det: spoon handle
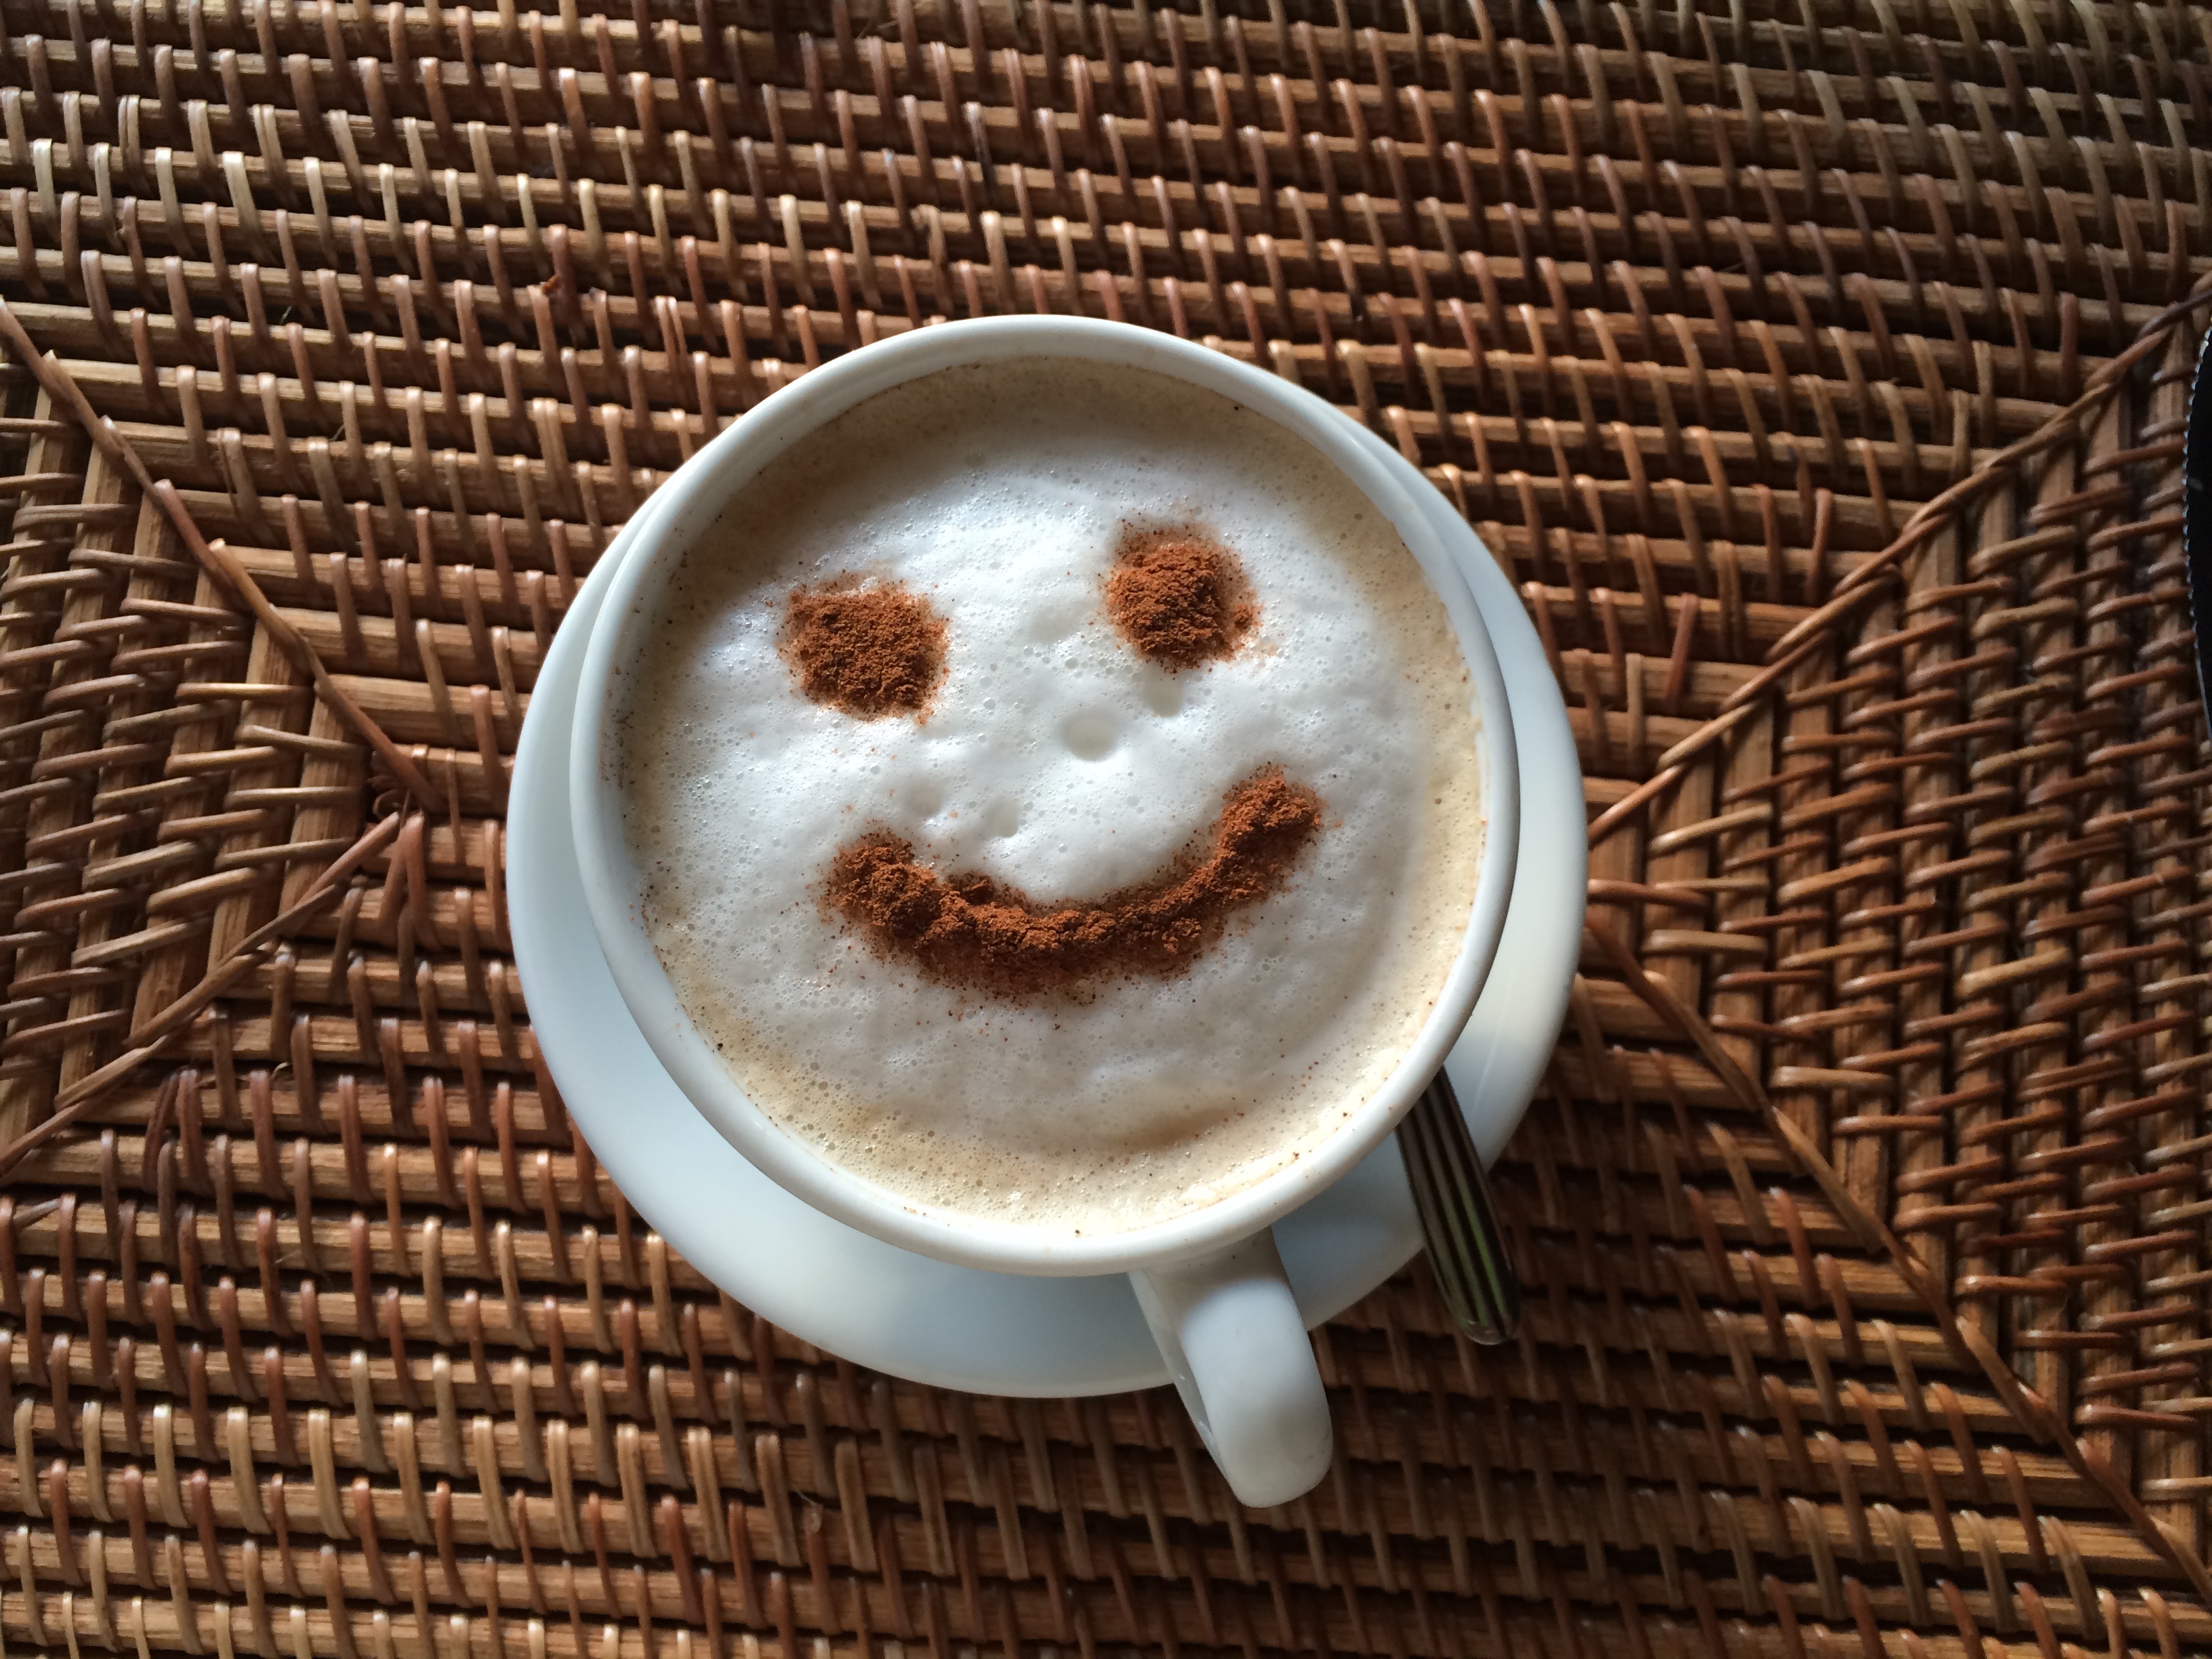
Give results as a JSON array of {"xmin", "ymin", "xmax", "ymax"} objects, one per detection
[{"xmin": 1397, "ymin": 1069, "xmax": 1522, "ymax": 1344}]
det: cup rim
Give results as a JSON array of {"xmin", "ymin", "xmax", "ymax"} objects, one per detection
[{"xmin": 569, "ymin": 316, "xmax": 1521, "ymax": 1275}]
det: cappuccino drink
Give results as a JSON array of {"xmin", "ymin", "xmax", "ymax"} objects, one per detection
[{"xmin": 614, "ymin": 357, "xmax": 1484, "ymax": 1238}]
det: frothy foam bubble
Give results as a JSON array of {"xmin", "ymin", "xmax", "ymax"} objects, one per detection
[{"xmin": 615, "ymin": 357, "xmax": 1485, "ymax": 1237}]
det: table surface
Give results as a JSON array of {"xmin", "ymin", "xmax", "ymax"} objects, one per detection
[{"xmin": 0, "ymin": 2, "xmax": 2209, "ymax": 1658}]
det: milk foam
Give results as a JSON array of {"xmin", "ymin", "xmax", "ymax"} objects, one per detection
[{"xmin": 615, "ymin": 357, "xmax": 1485, "ymax": 1237}]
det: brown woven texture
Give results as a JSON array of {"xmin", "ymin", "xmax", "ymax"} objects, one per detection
[{"xmin": 2, "ymin": 0, "xmax": 2212, "ymax": 1656}]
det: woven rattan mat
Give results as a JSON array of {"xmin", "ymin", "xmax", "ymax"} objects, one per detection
[{"xmin": 3, "ymin": 1, "xmax": 2212, "ymax": 1656}]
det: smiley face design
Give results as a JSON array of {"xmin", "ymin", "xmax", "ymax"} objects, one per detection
[
  {"xmin": 783, "ymin": 533, "xmax": 1326, "ymax": 998},
  {"xmin": 618, "ymin": 358, "xmax": 1483, "ymax": 1226}
]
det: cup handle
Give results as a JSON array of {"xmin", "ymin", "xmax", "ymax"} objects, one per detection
[{"xmin": 1130, "ymin": 1231, "xmax": 1332, "ymax": 1507}]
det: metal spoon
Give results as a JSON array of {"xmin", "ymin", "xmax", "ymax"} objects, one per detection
[
  {"xmin": 2185, "ymin": 326, "xmax": 2212, "ymax": 716},
  {"xmin": 1397, "ymin": 1069, "xmax": 1521, "ymax": 1343}
]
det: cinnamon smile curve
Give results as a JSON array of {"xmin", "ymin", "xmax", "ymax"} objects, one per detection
[{"xmin": 825, "ymin": 767, "xmax": 1323, "ymax": 996}]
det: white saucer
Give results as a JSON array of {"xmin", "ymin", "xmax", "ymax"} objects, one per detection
[{"xmin": 508, "ymin": 418, "xmax": 1586, "ymax": 1395}]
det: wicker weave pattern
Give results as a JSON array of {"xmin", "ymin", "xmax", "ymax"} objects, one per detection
[{"xmin": 1, "ymin": 0, "xmax": 2211, "ymax": 1656}]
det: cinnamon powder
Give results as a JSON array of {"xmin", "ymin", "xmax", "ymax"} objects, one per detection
[
  {"xmin": 781, "ymin": 579, "xmax": 947, "ymax": 718},
  {"xmin": 1103, "ymin": 532, "xmax": 1256, "ymax": 670},
  {"xmin": 826, "ymin": 767, "xmax": 1323, "ymax": 994}
]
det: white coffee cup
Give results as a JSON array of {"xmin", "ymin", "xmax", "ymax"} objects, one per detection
[{"xmin": 569, "ymin": 317, "xmax": 1519, "ymax": 1507}]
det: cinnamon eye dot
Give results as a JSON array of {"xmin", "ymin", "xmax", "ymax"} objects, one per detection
[
  {"xmin": 1103, "ymin": 531, "xmax": 1256, "ymax": 671},
  {"xmin": 780, "ymin": 579, "xmax": 948, "ymax": 718}
]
